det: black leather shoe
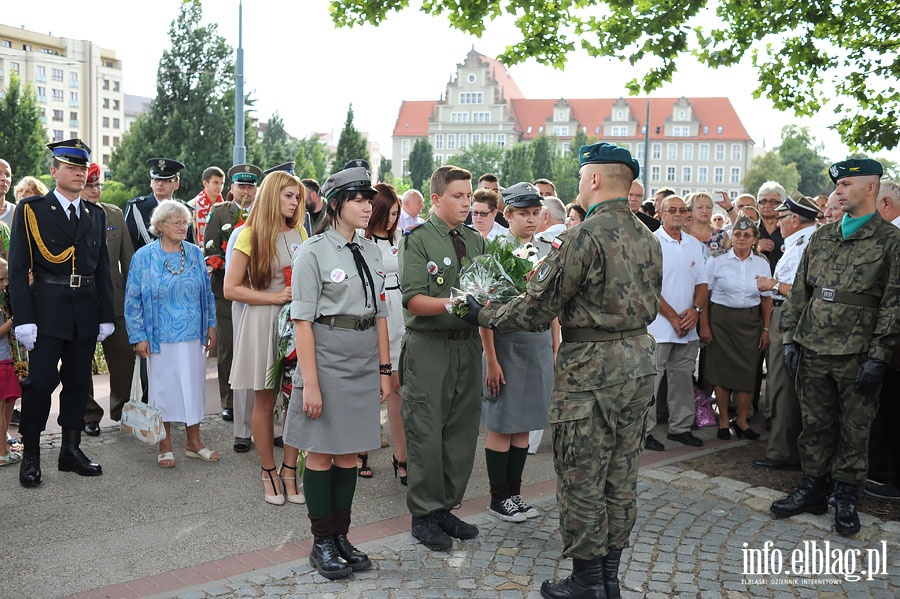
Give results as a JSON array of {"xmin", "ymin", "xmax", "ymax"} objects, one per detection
[
  {"xmin": 603, "ymin": 549, "xmax": 623, "ymax": 599},
  {"xmin": 309, "ymin": 536, "xmax": 352, "ymax": 579},
  {"xmin": 334, "ymin": 533, "xmax": 371, "ymax": 571},
  {"xmin": 540, "ymin": 557, "xmax": 606, "ymax": 599},
  {"xmin": 58, "ymin": 428, "xmax": 102, "ymax": 476},
  {"xmin": 667, "ymin": 432, "xmax": 703, "ymax": 447},
  {"xmin": 644, "ymin": 435, "xmax": 665, "ymax": 452},
  {"xmin": 221, "ymin": 408, "xmax": 233, "ymax": 422},
  {"xmin": 411, "ymin": 514, "xmax": 453, "ymax": 551},
  {"xmin": 19, "ymin": 449, "xmax": 42, "ymax": 488},
  {"xmin": 433, "ymin": 509, "xmax": 479, "ymax": 539},
  {"xmin": 771, "ymin": 475, "xmax": 828, "ymax": 518},
  {"xmin": 233, "ymin": 437, "xmax": 251, "ymax": 453},
  {"xmin": 833, "ymin": 482, "xmax": 861, "ymax": 536},
  {"xmin": 752, "ymin": 458, "xmax": 800, "ymax": 470},
  {"xmin": 83, "ymin": 421, "xmax": 101, "ymax": 436}
]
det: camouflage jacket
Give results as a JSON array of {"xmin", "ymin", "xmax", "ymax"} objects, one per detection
[
  {"xmin": 479, "ymin": 199, "xmax": 662, "ymax": 393},
  {"xmin": 781, "ymin": 214, "xmax": 900, "ymax": 361}
]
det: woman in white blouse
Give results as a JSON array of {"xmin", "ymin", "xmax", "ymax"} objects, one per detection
[{"xmin": 699, "ymin": 216, "xmax": 772, "ymax": 441}]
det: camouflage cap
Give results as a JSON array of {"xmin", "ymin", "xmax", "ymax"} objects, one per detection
[
  {"xmin": 828, "ymin": 158, "xmax": 883, "ymax": 184},
  {"xmin": 320, "ymin": 163, "xmax": 376, "ymax": 201},
  {"xmin": 501, "ymin": 182, "xmax": 543, "ymax": 209},
  {"xmin": 578, "ymin": 142, "xmax": 640, "ymax": 180},
  {"xmin": 228, "ymin": 164, "xmax": 263, "ymax": 185},
  {"xmin": 776, "ymin": 196, "xmax": 821, "ymax": 220}
]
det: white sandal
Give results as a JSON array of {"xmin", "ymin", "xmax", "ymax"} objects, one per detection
[{"xmin": 0, "ymin": 450, "xmax": 23, "ymax": 466}]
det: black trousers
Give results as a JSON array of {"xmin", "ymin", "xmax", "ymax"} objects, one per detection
[
  {"xmin": 867, "ymin": 367, "xmax": 900, "ymax": 485},
  {"xmin": 18, "ymin": 335, "xmax": 95, "ymax": 436}
]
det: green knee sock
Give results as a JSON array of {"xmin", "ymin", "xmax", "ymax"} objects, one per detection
[
  {"xmin": 303, "ymin": 467, "xmax": 333, "ymax": 518},
  {"xmin": 507, "ymin": 445, "xmax": 529, "ymax": 496},
  {"xmin": 331, "ymin": 465, "xmax": 358, "ymax": 511}
]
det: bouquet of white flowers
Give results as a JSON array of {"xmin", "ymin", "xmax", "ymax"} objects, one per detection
[{"xmin": 448, "ymin": 238, "xmax": 540, "ymax": 317}]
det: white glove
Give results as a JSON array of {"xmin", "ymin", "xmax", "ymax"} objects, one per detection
[
  {"xmin": 15, "ymin": 324, "xmax": 37, "ymax": 351},
  {"xmin": 98, "ymin": 322, "xmax": 115, "ymax": 342}
]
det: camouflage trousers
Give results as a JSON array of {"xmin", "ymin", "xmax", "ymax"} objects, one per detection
[
  {"xmin": 551, "ymin": 376, "xmax": 654, "ymax": 560},
  {"xmin": 796, "ymin": 348, "xmax": 881, "ymax": 484}
]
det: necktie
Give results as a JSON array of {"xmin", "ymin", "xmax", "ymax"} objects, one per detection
[
  {"xmin": 349, "ymin": 243, "xmax": 377, "ymax": 310},
  {"xmin": 449, "ymin": 228, "xmax": 466, "ymax": 267},
  {"xmin": 68, "ymin": 204, "xmax": 79, "ymax": 234}
]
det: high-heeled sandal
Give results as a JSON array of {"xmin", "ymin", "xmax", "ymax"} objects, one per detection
[
  {"xmin": 392, "ymin": 455, "xmax": 408, "ymax": 486},
  {"xmin": 357, "ymin": 453, "xmax": 373, "ymax": 478},
  {"xmin": 279, "ymin": 463, "xmax": 306, "ymax": 504},
  {"xmin": 730, "ymin": 419, "xmax": 760, "ymax": 441},
  {"xmin": 261, "ymin": 466, "xmax": 285, "ymax": 506}
]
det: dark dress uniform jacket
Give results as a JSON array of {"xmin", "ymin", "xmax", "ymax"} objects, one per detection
[
  {"xmin": 124, "ymin": 193, "xmax": 194, "ymax": 250},
  {"xmin": 8, "ymin": 191, "xmax": 116, "ymax": 340}
]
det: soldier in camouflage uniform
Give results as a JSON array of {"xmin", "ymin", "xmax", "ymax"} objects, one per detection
[
  {"xmin": 772, "ymin": 158, "xmax": 900, "ymax": 536},
  {"xmin": 463, "ymin": 143, "xmax": 661, "ymax": 599}
]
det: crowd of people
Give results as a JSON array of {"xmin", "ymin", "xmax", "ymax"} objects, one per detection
[{"xmin": 0, "ymin": 137, "xmax": 897, "ymax": 596}]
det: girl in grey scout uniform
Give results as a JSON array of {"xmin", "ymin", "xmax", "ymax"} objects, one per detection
[
  {"xmin": 480, "ymin": 183, "xmax": 553, "ymax": 523},
  {"xmin": 283, "ymin": 162, "xmax": 392, "ymax": 580}
]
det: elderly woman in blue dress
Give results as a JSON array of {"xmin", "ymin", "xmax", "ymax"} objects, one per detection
[{"xmin": 125, "ymin": 201, "xmax": 217, "ymax": 468}]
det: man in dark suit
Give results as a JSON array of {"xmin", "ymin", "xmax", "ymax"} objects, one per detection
[
  {"xmin": 81, "ymin": 163, "xmax": 135, "ymax": 435},
  {"xmin": 8, "ymin": 140, "xmax": 115, "ymax": 488},
  {"xmin": 124, "ymin": 158, "xmax": 188, "ymax": 250}
]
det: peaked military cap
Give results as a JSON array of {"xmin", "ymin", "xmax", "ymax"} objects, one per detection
[
  {"xmin": 776, "ymin": 196, "xmax": 821, "ymax": 221},
  {"xmin": 501, "ymin": 182, "xmax": 543, "ymax": 209},
  {"xmin": 47, "ymin": 139, "xmax": 91, "ymax": 166},
  {"xmin": 732, "ymin": 215, "xmax": 758, "ymax": 233},
  {"xmin": 320, "ymin": 161, "xmax": 376, "ymax": 201},
  {"xmin": 87, "ymin": 163, "xmax": 101, "ymax": 184},
  {"xmin": 828, "ymin": 158, "xmax": 883, "ymax": 183},
  {"xmin": 343, "ymin": 159, "xmax": 370, "ymax": 170},
  {"xmin": 228, "ymin": 164, "xmax": 263, "ymax": 185},
  {"xmin": 578, "ymin": 142, "xmax": 640, "ymax": 180},
  {"xmin": 147, "ymin": 157, "xmax": 185, "ymax": 180},
  {"xmin": 262, "ymin": 161, "xmax": 295, "ymax": 177}
]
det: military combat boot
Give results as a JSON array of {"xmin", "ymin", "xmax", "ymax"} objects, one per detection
[
  {"xmin": 308, "ymin": 514, "xmax": 352, "ymax": 579},
  {"xmin": 19, "ymin": 433, "xmax": 42, "ymax": 488},
  {"xmin": 58, "ymin": 428, "xmax": 102, "ymax": 476},
  {"xmin": 540, "ymin": 557, "xmax": 607, "ymax": 599},
  {"xmin": 833, "ymin": 482, "xmax": 861, "ymax": 536},
  {"xmin": 603, "ymin": 549, "xmax": 623, "ymax": 599},
  {"xmin": 770, "ymin": 475, "xmax": 828, "ymax": 518},
  {"xmin": 332, "ymin": 509, "xmax": 371, "ymax": 571}
]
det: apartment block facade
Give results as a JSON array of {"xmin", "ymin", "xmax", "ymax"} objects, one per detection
[
  {"xmin": 0, "ymin": 24, "xmax": 125, "ymax": 171},
  {"xmin": 392, "ymin": 50, "xmax": 755, "ymax": 199}
]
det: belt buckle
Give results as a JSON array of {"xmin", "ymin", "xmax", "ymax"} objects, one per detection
[
  {"xmin": 69, "ymin": 274, "xmax": 82, "ymax": 288},
  {"xmin": 821, "ymin": 287, "xmax": 836, "ymax": 302}
]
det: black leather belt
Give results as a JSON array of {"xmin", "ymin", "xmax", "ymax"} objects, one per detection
[
  {"xmin": 561, "ymin": 327, "xmax": 647, "ymax": 343},
  {"xmin": 813, "ymin": 287, "xmax": 879, "ymax": 308},
  {"xmin": 33, "ymin": 273, "xmax": 95, "ymax": 288},
  {"xmin": 314, "ymin": 315, "xmax": 375, "ymax": 331},
  {"xmin": 408, "ymin": 329, "xmax": 479, "ymax": 341},
  {"xmin": 529, "ymin": 324, "xmax": 551, "ymax": 333}
]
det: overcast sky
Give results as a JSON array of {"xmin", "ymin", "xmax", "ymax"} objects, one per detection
[{"xmin": 7, "ymin": 0, "xmax": 896, "ymax": 164}]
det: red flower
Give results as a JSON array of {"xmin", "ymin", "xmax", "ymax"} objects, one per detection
[{"xmin": 206, "ymin": 255, "xmax": 225, "ymax": 271}]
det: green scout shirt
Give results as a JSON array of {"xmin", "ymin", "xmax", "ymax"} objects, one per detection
[
  {"xmin": 399, "ymin": 214, "xmax": 486, "ymax": 331},
  {"xmin": 781, "ymin": 214, "xmax": 900, "ymax": 362},
  {"xmin": 479, "ymin": 198, "xmax": 662, "ymax": 394}
]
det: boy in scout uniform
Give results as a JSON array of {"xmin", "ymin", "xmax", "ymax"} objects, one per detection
[
  {"xmin": 398, "ymin": 165, "xmax": 486, "ymax": 551},
  {"xmin": 772, "ymin": 158, "xmax": 900, "ymax": 536},
  {"xmin": 8, "ymin": 140, "xmax": 116, "ymax": 488},
  {"xmin": 463, "ymin": 143, "xmax": 662, "ymax": 599}
]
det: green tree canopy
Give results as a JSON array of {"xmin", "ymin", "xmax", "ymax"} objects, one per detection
[
  {"xmin": 378, "ymin": 156, "xmax": 394, "ymax": 184},
  {"xmin": 260, "ymin": 112, "xmax": 297, "ymax": 169},
  {"xmin": 408, "ymin": 138, "xmax": 435, "ymax": 192},
  {"xmin": 531, "ymin": 134, "xmax": 555, "ymax": 181},
  {"xmin": 742, "ymin": 151, "xmax": 801, "ymax": 197},
  {"xmin": 294, "ymin": 135, "xmax": 330, "ymax": 183},
  {"xmin": 331, "ymin": 1, "xmax": 900, "ymax": 150},
  {"xmin": 501, "ymin": 142, "xmax": 534, "ymax": 185},
  {"xmin": 450, "ymin": 142, "xmax": 504, "ymax": 181},
  {"xmin": 332, "ymin": 104, "xmax": 369, "ymax": 172},
  {"xmin": 0, "ymin": 72, "xmax": 46, "ymax": 198},
  {"xmin": 552, "ymin": 153, "xmax": 579, "ymax": 204},
  {"xmin": 776, "ymin": 126, "xmax": 828, "ymax": 196}
]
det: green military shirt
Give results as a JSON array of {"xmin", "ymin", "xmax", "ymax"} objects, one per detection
[
  {"xmin": 781, "ymin": 214, "xmax": 900, "ymax": 362},
  {"xmin": 479, "ymin": 198, "xmax": 662, "ymax": 394},
  {"xmin": 399, "ymin": 214, "xmax": 486, "ymax": 331}
]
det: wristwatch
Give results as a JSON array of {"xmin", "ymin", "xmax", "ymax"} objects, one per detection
[{"xmin": 692, "ymin": 305, "xmax": 703, "ymax": 314}]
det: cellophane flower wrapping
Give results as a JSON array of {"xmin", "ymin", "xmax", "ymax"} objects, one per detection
[{"xmin": 448, "ymin": 239, "xmax": 539, "ymax": 316}]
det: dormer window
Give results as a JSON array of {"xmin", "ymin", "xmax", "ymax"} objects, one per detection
[
  {"xmin": 616, "ymin": 110, "xmax": 624, "ymax": 120},
  {"xmin": 678, "ymin": 110, "xmax": 686, "ymax": 120}
]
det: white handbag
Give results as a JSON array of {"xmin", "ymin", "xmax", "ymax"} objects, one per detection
[{"xmin": 120, "ymin": 356, "xmax": 166, "ymax": 444}]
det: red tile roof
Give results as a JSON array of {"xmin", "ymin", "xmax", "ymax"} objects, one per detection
[
  {"xmin": 393, "ymin": 100, "xmax": 437, "ymax": 137},
  {"xmin": 477, "ymin": 53, "xmax": 525, "ymax": 100}
]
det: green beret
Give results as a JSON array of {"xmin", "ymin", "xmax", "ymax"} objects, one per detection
[
  {"xmin": 828, "ymin": 158, "xmax": 883, "ymax": 183},
  {"xmin": 228, "ymin": 164, "xmax": 263, "ymax": 185},
  {"xmin": 776, "ymin": 196, "xmax": 821, "ymax": 221},
  {"xmin": 578, "ymin": 142, "xmax": 640, "ymax": 180},
  {"xmin": 501, "ymin": 182, "xmax": 543, "ymax": 209}
]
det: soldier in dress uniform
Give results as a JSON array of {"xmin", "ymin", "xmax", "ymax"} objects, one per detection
[
  {"xmin": 124, "ymin": 158, "xmax": 188, "ymax": 250},
  {"xmin": 772, "ymin": 158, "xmax": 900, "ymax": 536},
  {"xmin": 8, "ymin": 140, "xmax": 116, "ymax": 488},
  {"xmin": 81, "ymin": 163, "xmax": 135, "ymax": 435},
  {"xmin": 462, "ymin": 143, "xmax": 662, "ymax": 599}
]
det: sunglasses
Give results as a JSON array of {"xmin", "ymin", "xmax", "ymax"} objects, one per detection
[
  {"xmin": 471, "ymin": 210, "xmax": 494, "ymax": 218},
  {"xmin": 664, "ymin": 207, "xmax": 689, "ymax": 214}
]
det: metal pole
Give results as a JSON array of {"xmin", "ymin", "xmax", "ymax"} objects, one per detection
[
  {"xmin": 642, "ymin": 100, "xmax": 650, "ymax": 197},
  {"xmin": 233, "ymin": 0, "xmax": 246, "ymax": 164}
]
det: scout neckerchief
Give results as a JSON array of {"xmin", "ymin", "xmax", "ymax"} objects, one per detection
[{"xmin": 193, "ymin": 189, "xmax": 222, "ymax": 245}]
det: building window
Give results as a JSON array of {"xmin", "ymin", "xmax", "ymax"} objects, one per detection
[
  {"xmin": 552, "ymin": 126, "xmax": 569, "ymax": 136},
  {"xmin": 451, "ymin": 112, "xmax": 469, "ymax": 123},
  {"xmin": 650, "ymin": 166, "xmax": 661, "ymax": 182},
  {"xmin": 113, "ymin": 136, "xmax": 120, "ymax": 146},
  {"xmin": 484, "ymin": 133, "xmax": 493, "ymax": 145},
  {"xmin": 103, "ymin": 135, "xmax": 110, "ymax": 146},
  {"xmin": 459, "ymin": 92, "xmax": 483, "ymax": 104},
  {"xmin": 698, "ymin": 166, "xmax": 708, "ymax": 183},
  {"xmin": 699, "ymin": 144, "xmax": 709, "ymax": 161},
  {"xmin": 666, "ymin": 166, "xmax": 676, "ymax": 182},
  {"xmin": 715, "ymin": 143, "xmax": 725, "ymax": 160},
  {"xmin": 70, "ymin": 111, "xmax": 78, "ymax": 120},
  {"xmin": 52, "ymin": 110, "xmax": 63, "ymax": 121},
  {"xmin": 23, "ymin": 44, "xmax": 31, "ymax": 51},
  {"xmin": 103, "ymin": 98, "xmax": 110, "ymax": 109},
  {"xmin": 401, "ymin": 160, "xmax": 408, "ymax": 177},
  {"xmin": 52, "ymin": 129, "xmax": 64, "ymax": 142},
  {"xmin": 69, "ymin": 91, "xmax": 78, "ymax": 107},
  {"xmin": 112, "ymin": 118, "xmax": 120, "ymax": 128},
  {"xmin": 467, "ymin": 73, "xmax": 476, "ymax": 83},
  {"xmin": 681, "ymin": 189, "xmax": 691, "ymax": 196},
  {"xmin": 447, "ymin": 134, "xmax": 456, "ymax": 150},
  {"xmin": 52, "ymin": 68, "xmax": 63, "ymax": 81},
  {"xmin": 52, "ymin": 88, "xmax": 64, "ymax": 102},
  {"xmin": 103, "ymin": 154, "xmax": 110, "ymax": 164},
  {"xmin": 717, "ymin": 126, "xmax": 724, "ymax": 134},
  {"xmin": 672, "ymin": 126, "xmax": 690, "ymax": 137},
  {"xmin": 10, "ymin": 62, "xmax": 20, "ymax": 73},
  {"xmin": 667, "ymin": 143, "xmax": 677, "ymax": 160},
  {"xmin": 472, "ymin": 112, "xmax": 490, "ymax": 123},
  {"xmin": 102, "ymin": 79, "xmax": 110, "ymax": 90},
  {"xmin": 1, "ymin": 40, "xmax": 10, "ymax": 48},
  {"xmin": 651, "ymin": 143, "xmax": 661, "ymax": 160},
  {"xmin": 459, "ymin": 134, "xmax": 468, "ymax": 150},
  {"xmin": 616, "ymin": 110, "xmax": 624, "ymax": 120},
  {"xmin": 636, "ymin": 144, "xmax": 645, "ymax": 159},
  {"xmin": 113, "ymin": 81, "xmax": 120, "ymax": 92},
  {"xmin": 70, "ymin": 72, "xmax": 78, "ymax": 86},
  {"xmin": 561, "ymin": 142, "xmax": 571, "ymax": 154},
  {"xmin": 682, "ymin": 166, "xmax": 692, "ymax": 182},
  {"xmin": 37, "ymin": 86, "xmax": 47, "ymax": 102},
  {"xmin": 611, "ymin": 126, "xmax": 627, "ymax": 137},
  {"xmin": 102, "ymin": 116, "xmax": 110, "ymax": 127},
  {"xmin": 556, "ymin": 111, "xmax": 566, "ymax": 122},
  {"xmin": 714, "ymin": 167, "xmax": 724, "ymax": 183},
  {"xmin": 497, "ymin": 134, "xmax": 506, "ymax": 148},
  {"xmin": 678, "ymin": 110, "xmax": 686, "ymax": 120},
  {"xmin": 730, "ymin": 167, "xmax": 741, "ymax": 184},
  {"xmin": 401, "ymin": 139, "xmax": 410, "ymax": 154},
  {"xmin": 434, "ymin": 134, "xmax": 444, "ymax": 150},
  {"xmin": 731, "ymin": 144, "xmax": 742, "ymax": 161},
  {"xmin": 36, "ymin": 66, "xmax": 46, "ymax": 81},
  {"xmin": 683, "ymin": 143, "xmax": 694, "ymax": 161},
  {"xmin": 471, "ymin": 134, "xmax": 480, "ymax": 144},
  {"xmin": 70, "ymin": 130, "xmax": 78, "ymax": 139}
]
